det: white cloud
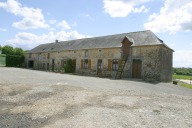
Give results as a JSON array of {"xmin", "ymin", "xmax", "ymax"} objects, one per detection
[
  {"xmin": 56, "ymin": 20, "xmax": 71, "ymax": 30},
  {"xmin": 5, "ymin": 31, "xmax": 89, "ymax": 50},
  {"xmin": 133, "ymin": 5, "xmax": 148, "ymax": 13},
  {"xmin": 103, "ymin": 0, "xmax": 151, "ymax": 17},
  {"xmin": 0, "ymin": 0, "xmax": 49, "ymax": 29},
  {"xmin": 49, "ymin": 19, "xmax": 57, "ymax": 24},
  {"xmin": 0, "ymin": 28, "xmax": 7, "ymax": 32},
  {"xmin": 144, "ymin": 0, "xmax": 192, "ymax": 33},
  {"xmin": 173, "ymin": 50, "xmax": 192, "ymax": 67}
]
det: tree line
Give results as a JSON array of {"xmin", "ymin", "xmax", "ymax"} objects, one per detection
[
  {"xmin": 0, "ymin": 45, "xmax": 25, "ymax": 67},
  {"xmin": 0, "ymin": 45, "xmax": 25, "ymax": 56},
  {"xmin": 173, "ymin": 67, "xmax": 192, "ymax": 76}
]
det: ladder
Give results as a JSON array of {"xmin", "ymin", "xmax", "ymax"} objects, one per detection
[{"xmin": 115, "ymin": 55, "xmax": 128, "ymax": 79}]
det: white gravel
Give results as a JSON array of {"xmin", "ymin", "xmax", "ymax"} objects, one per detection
[{"xmin": 0, "ymin": 67, "xmax": 192, "ymax": 128}]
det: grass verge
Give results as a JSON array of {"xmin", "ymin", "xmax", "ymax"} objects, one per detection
[
  {"xmin": 180, "ymin": 83, "xmax": 192, "ymax": 89},
  {"xmin": 173, "ymin": 74, "xmax": 192, "ymax": 80}
]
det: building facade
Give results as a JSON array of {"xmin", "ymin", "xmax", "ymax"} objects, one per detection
[{"xmin": 25, "ymin": 30, "xmax": 173, "ymax": 82}]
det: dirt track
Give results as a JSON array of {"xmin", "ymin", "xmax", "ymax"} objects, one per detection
[{"xmin": 0, "ymin": 67, "xmax": 192, "ymax": 128}]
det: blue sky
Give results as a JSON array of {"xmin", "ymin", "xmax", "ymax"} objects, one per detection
[{"xmin": 0, "ymin": 0, "xmax": 192, "ymax": 67}]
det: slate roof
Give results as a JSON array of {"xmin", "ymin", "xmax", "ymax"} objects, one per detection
[{"xmin": 28, "ymin": 30, "xmax": 173, "ymax": 53}]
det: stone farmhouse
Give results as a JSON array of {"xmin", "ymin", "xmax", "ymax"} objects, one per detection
[{"xmin": 25, "ymin": 30, "xmax": 173, "ymax": 82}]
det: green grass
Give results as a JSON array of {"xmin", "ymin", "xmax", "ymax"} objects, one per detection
[
  {"xmin": 0, "ymin": 55, "xmax": 6, "ymax": 66},
  {"xmin": 180, "ymin": 83, "xmax": 192, "ymax": 89},
  {"xmin": 173, "ymin": 74, "xmax": 192, "ymax": 80}
]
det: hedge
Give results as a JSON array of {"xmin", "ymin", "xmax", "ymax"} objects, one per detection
[{"xmin": 6, "ymin": 54, "xmax": 24, "ymax": 67}]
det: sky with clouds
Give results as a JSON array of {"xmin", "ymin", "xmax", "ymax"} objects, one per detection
[{"xmin": 0, "ymin": 0, "xmax": 192, "ymax": 67}]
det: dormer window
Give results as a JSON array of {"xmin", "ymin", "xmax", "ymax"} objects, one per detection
[
  {"xmin": 29, "ymin": 53, "xmax": 32, "ymax": 58},
  {"xmin": 85, "ymin": 50, "xmax": 88, "ymax": 57},
  {"xmin": 47, "ymin": 53, "xmax": 50, "ymax": 59}
]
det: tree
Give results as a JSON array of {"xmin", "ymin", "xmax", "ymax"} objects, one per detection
[
  {"xmin": 2, "ymin": 45, "xmax": 15, "ymax": 55},
  {"xmin": 15, "ymin": 48, "xmax": 24, "ymax": 56},
  {"xmin": 0, "ymin": 45, "xmax": 2, "ymax": 50}
]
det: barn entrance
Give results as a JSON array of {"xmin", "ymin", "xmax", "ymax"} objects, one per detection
[
  {"xmin": 52, "ymin": 59, "xmax": 55, "ymax": 71},
  {"xmin": 72, "ymin": 59, "xmax": 76, "ymax": 73},
  {"xmin": 28, "ymin": 60, "xmax": 34, "ymax": 68},
  {"xmin": 97, "ymin": 59, "xmax": 102, "ymax": 77},
  {"xmin": 132, "ymin": 59, "xmax": 142, "ymax": 79}
]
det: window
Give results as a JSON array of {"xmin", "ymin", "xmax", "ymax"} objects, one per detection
[
  {"xmin": 29, "ymin": 53, "xmax": 32, "ymax": 58},
  {"xmin": 61, "ymin": 60, "xmax": 66, "ymax": 67},
  {"xmin": 112, "ymin": 59, "xmax": 119, "ymax": 71},
  {"xmin": 98, "ymin": 49, "xmax": 102, "ymax": 53},
  {"xmin": 47, "ymin": 53, "xmax": 50, "ymax": 59},
  {"xmin": 85, "ymin": 50, "xmax": 88, "ymax": 57},
  {"xmin": 84, "ymin": 59, "xmax": 88, "ymax": 69}
]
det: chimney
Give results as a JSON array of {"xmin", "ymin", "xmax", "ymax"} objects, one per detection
[{"xmin": 55, "ymin": 40, "xmax": 58, "ymax": 43}]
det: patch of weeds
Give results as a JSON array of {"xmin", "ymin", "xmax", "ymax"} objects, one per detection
[
  {"xmin": 153, "ymin": 109, "xmax": 161, "ymax": 114},
  {"xmin": 180, "ymin": 83, "xmax": 192, "ymax": 89}
]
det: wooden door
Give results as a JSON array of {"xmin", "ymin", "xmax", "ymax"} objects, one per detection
[
  {"xmin": 97, "ymin": 59, "xmax": 102, "ymax": 76},
  {"xmin": 72, "ymin": 59, "xmax": 76, "ymax": 73},
  {"xmin": 52, "ymin": 59, "xmax": 55, "ymax": 71},
  {"xmin": 132, "ymin": 60, "xmax": 142, "ymax": 78}
]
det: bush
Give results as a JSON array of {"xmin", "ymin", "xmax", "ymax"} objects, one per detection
[
  {"xmin": 6, "ymin": 54, "xmax": 24, "ymax": 67},
  {"xmin": 64, "ymin": 59, "xmax": 73, "ymax": 73}
]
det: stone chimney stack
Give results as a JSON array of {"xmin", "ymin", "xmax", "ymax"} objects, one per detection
[{"xmin": 55, "ymin": 40, "xmax": 58, "ymax": 43}]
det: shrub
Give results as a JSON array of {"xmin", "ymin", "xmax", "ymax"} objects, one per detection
[{"xmin": 64, "ymin": 59, "xmax": 73, "ymax": 73}]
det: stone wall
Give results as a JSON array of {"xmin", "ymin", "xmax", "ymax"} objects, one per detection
[
  {"xmin": 25, "ymin": 45, "xmax": 173, "ymax": 81},
  {"xmin": 130, "ymin": 45, "xmax": 173, "ymax": 82},
  {"xmin": 26, "ymin": 48, "xmax": 121, "ymax": 76},
  {"xmin": 160, "ymin": 46, "xmax": 173, "ymax": 82}
]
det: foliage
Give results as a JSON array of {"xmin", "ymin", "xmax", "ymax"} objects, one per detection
[
  {"xmin": 0, "ymin": 45, "xmax": 2, "ymax": 50},
  {"xmin": 173, "ymin": 67, "xmax": 192, "ymax": 76},
  {"xmin": 15, "ymin": 48, "xmax": 24, "ymax": 56},
  {"xmin": 0, "ymin": 45, "xmax": 25, "ymax": 67},
  {"xmin": 173, "ymin": 74, "xmax": 192, "ymax": 80},
  {"xmin": 64, "ymin": 59, "xmax": 73, "ymax": 73},
  {"xmin": 6, "ymin": 54, "xmax": 24, "ymax": 67},
  {"xmin": 2, "ymin": 45, "xmax": 15, "ymax": 55},
  {"xmin": 180, "ymin": 83, "xmax": 192, "ymax": 89},
  {"xmin": 0, "ymin": 54, "xmax": 6, "ymax": 66}
]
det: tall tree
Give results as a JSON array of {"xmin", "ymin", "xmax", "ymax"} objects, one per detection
[
  {"xmin": 15, "ymin": 48, "xmax": 24, "ymax": 56},
  {"xmin": 2, "ymin": 45, "xmax": 15, "ymax": 55}
]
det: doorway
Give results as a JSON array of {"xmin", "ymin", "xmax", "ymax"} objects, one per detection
[
  {"xmin": 97, "ymin": 59, "xmax": 102, "ymax": 77},
  {"xmin": 52, "ymin": 59, "xmax": 55, "ymax": 71},
  {"xmin": 72, "ymin": 59, "xmax": 76, "ymax": 73},
  {"xmin": 132, "ymin": 59, "xmax": 142, "ymax": 78},
  {"xmin": 28, "ymin": 60, "xmax": 34, "ymax": 68}
]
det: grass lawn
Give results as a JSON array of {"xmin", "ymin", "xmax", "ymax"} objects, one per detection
[
  {"xmin": 180, "ymin": 83, "xmax": 192, "ymax": 89},
  {"xmin": 173, "ymin": 74, "xmax": 192, "ymax": 80}
]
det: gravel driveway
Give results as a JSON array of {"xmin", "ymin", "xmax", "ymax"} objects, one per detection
[{"xmin": 0, "ymin": 67, "xmax": 192, "ymax": 128}]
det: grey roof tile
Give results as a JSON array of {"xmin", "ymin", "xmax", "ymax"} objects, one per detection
[{"xmin": 28, "ymin": 30, "xmax": 173, "ymax": 53}]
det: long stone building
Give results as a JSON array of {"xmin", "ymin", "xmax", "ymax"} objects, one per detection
[{"xmin": 25, "ymin": 30, "xmax": 173, "ymax": 82}]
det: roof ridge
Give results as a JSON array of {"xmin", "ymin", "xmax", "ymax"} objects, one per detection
[{"xmin": 58, "ymin": 30, "xmax": 151, "ymax": 43}]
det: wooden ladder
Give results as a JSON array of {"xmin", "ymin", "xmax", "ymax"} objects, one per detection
[{"xmin": 115, "ymin": 55, "xmax": 128, "ymax": 79}]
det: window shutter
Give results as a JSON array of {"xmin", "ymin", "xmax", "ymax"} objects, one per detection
[
  {"xmin": 108, "ymin": 59, "xmax": 112, "ymax": 71},
  {"xmin": 81, "ymin": 59, "xmax": 83, "ymax": 69},
  {"xmin": 88, "ymin": 59, "xmax": 91, "ymax": 70}
]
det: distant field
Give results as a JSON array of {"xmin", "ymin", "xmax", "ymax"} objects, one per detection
[{"xmin": 173, "ymin": 74, "xmax": 192, "ymax": 80}]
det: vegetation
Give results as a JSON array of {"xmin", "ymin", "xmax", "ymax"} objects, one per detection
[
  {"xmin": 173, "ymin": 67, "xmax": 192, "ymax": 76},
  {"xmin": 0, "ymin": 45, "xmax": 25, "ymax": 67},
  {"xmin": 1, "ymin": 45, "xmax": 25, "ymax": 56},
  {"xmin": 173, "ymin": 74, "xmax": 192, "ymax": 80},
  {"xmin": 180, "ymin": 83, "xmax": 192, "ymax": 89},
  {"xmin": 64, "ymin": 59, "xmax": 73, "ymax": 73}
]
